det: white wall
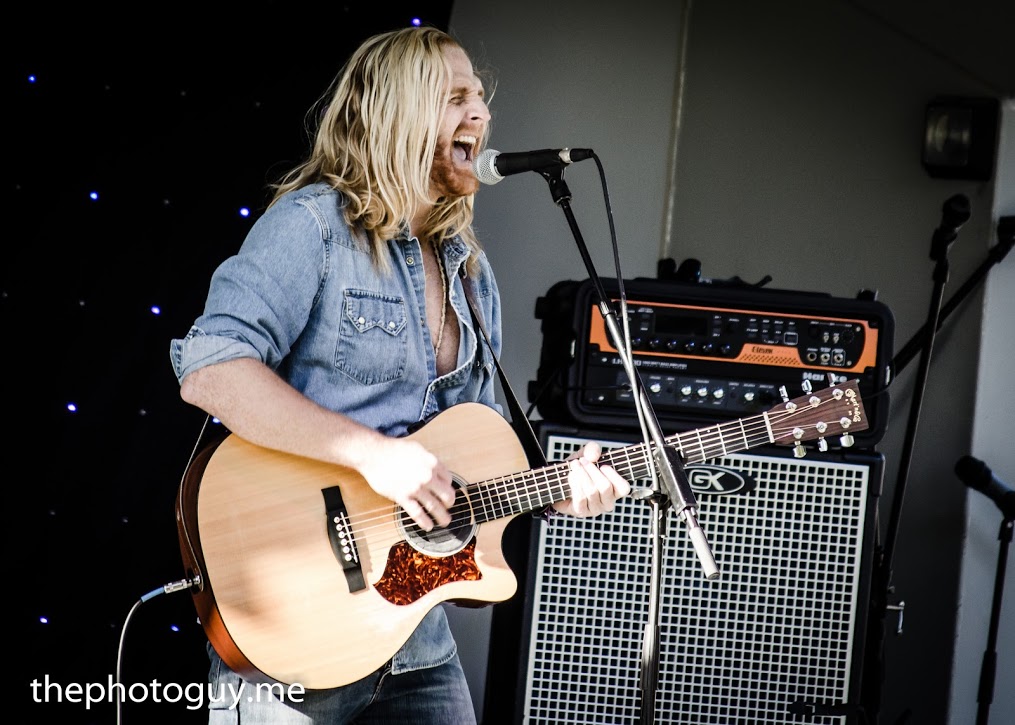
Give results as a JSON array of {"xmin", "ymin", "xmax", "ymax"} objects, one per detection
[
  {"xmin": 949, "ymin": 100, "xmax": 1015, "ymax": 725},
  {"xmin": 448, "ymin": 1, "xmax": 1014, "ymax": 723}
]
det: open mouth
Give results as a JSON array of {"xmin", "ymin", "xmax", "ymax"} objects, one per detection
[{"xmin": 452, "ymin": 135, "xmax": 477, "ymax": 165}]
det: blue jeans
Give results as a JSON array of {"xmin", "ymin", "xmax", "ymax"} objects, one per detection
[{"xmin": 206, "ymin": 644, "xmax": 478, "ymax": 724}]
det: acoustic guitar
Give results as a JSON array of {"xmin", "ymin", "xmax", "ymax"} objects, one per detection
[{"xmin": 175, "ymin": 379, "xmax": 868, "ymax": 689}]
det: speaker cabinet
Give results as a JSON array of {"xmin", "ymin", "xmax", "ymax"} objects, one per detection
[{"xmin": 486, "ymin": 423, "xmax": 882, "ymax": 724}]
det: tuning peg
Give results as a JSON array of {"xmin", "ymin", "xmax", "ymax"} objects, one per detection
[
  {"xmin": 793, "ymin": 443, "xmax": 807, "ymax": 458},
  {"xmin": 802, "ymin": 380, "xmax": 813, "ymax": 394},
  {"xmin": 837, "ymin": 415, "xmax": 855, "ymax": 446},
  {"xmin": 779, "ymin": 385, "xmax": 789, "ymax": 402},
  {"xmin": 817, "ymin": 437, "xmax": 828, "ymax": 452}
]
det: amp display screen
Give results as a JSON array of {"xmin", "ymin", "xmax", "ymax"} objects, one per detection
[{"xmin": 654, "ymin": 314, "xmax": 709, "ymax": 336}]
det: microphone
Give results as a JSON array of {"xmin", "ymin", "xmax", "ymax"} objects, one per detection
[
  {"xmin": 931, "ymin": 193, "xmax": 970, "ymax": 260},
  {"xmin": 955, "ymin": 455, "xmax": 1015, "ymax": 518},
  {"xmin": 473, "ymin": 147, "xmax": 594, "ymax": 185}
]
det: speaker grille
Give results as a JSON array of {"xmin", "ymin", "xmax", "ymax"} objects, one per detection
[{"xmin": 521, "ymin": 433, "xmax": 880, "ymax": 724}]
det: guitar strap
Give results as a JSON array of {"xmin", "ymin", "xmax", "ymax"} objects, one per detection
[{"xmin": 462, "ymin": 272, "xmax": 548, "ymax": 469}]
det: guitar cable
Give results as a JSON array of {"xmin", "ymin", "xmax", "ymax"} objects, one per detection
[
  {"xmin": 139, "ymin": 574, "xmax": 201, "ymax": 602},
  {"xmin": 115, "ymin": 574, "xmax": 201, "ymax": 725},
  {"xmin": 112, "ymin": 413, "xmax": 212, "ymax": 722}
]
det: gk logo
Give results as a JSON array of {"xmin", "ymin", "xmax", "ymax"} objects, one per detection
[
  {"xmin": 689, "ymin": 469, "xmax": 727, "ymax": 492},
  {"xmin": 686, "ymin": 465, "xmax": 754, "ymax": 494}
]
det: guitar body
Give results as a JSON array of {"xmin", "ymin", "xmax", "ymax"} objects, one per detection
[{"xmin": 175, "ymin": 402, "xmax": 531, "ymax": 690}]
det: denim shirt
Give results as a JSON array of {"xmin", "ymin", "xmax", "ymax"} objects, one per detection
[{"xmin": 170, "ymin": 182, "xmax": 502, "ymax": 677}]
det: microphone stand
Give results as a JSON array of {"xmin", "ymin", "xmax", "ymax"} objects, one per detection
[
  {"xmin": 535, "ymin": 164, "xmax": 719, "ymax": 725},
  {"xmin": 864, "ymin": 193, "xmax": 970, "ymax": 724},
  {"xmin": 892, "ymin": 215, "xmax": 1014, "ymax": 377},
  {"xmin": 975, "ymin": 513, "xmax": 1013, "ymax": 725}
]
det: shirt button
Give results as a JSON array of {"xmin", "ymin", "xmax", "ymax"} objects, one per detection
[
  {"xmin": 387, "ymin": 321, "xmax": 396, "ymax": 330},
  {"xmin": 406, "ymin": 256, "xmax": 415, "ymax": 265},
  {"xmin": 357, "ymin": 316, "xmax": 366, "ymax": 325}
]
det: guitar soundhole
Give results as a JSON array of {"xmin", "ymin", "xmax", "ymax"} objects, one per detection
[{"xmin": 397, "ymin": 478, "xmax": 477, "ymax": 557}]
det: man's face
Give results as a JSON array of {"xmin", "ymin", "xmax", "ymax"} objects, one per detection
[{"xmin": 430, "ymin": 45, "xmax": 490, "ymax": 200}]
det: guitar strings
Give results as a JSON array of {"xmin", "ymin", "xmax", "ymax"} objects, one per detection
[
  {"xmin": 340, "ymin": 391, "xmax": 860, "ymax": 550},
  {"xmin": 348, "ymin": 397, "xmax": 847, "ymax": 537},
  {"xmin": 348, "ymin": 406, "xmax": 835, "ymax": 541}
]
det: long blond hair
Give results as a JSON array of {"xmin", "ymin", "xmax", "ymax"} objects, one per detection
[{"xmin": 271, "ymin": 26, "xmax": 483, "ymax": 272}]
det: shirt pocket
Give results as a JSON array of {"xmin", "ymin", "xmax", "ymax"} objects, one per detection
[{"xmin": 336, "ymin": 289, "xmax": 408, "ymax": 385}]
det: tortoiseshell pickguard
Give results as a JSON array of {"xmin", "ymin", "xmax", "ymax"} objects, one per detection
[{"xmin": 374, "ymin": 539, "xmax": 481, "ymax": 605}]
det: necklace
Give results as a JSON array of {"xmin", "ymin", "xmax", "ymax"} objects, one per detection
[{"xmin": 432, "ymin": 241, "xmax": 448, "ymax": 359}]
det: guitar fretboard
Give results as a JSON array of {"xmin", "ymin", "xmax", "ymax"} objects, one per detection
[
  {"xmin": 468, "ymin": 378, "xmax": 864, "ymax": 524},
  {"xmin": 470, "ymin": 411, "xmax": 773, "ymax": 524}
]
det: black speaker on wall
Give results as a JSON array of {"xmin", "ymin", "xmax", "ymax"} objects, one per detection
[{"xmin": 484, "ymin": 422, "xmax": 883, "ymax": 725}]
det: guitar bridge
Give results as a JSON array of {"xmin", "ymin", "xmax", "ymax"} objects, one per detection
[{"xmin": 322, "ymin": 486, "xmax": 366, "ymax": 592}]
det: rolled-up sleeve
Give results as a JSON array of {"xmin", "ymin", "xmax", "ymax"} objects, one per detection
[{"xmin": 169, "ymin": 196, "xmax": 327, "ymax": 384}]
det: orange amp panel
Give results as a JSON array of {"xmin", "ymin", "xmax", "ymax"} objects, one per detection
[{"xmin": 530, "ymin": 277, "xmax": 894, "ymax": 449}]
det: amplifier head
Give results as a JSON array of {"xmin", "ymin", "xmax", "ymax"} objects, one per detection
[{"xmin": 531, "ymin": 277, "xmax": 894, "ymax": 449}]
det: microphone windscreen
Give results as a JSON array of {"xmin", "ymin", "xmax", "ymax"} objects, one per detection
[{"xmin": 473, "ymin": 148, "xmax": 503, "ymax": 186}]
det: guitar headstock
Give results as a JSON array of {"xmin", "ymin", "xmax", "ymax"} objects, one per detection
[{"xmin": 766, "ymin": 379, "xmax": 869, "ymax": 456}]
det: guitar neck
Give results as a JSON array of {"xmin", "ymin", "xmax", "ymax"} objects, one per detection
[{"xmin": 471, "ymin": 412, "xmax": 774, "ymax": 524}]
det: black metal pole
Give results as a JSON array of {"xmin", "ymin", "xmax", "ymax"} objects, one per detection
[
  {"xmin": 975, "ymin": 517, "xmax": 1013, "ymax": 725},
  {"xmin": 865, "ymin": 194, "xmax": 970, "ymax": 724}
]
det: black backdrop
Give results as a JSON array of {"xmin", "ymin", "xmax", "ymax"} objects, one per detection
[{"xmin": 7, "ymin": 4, "xmax": 453, "ymax": 722}]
